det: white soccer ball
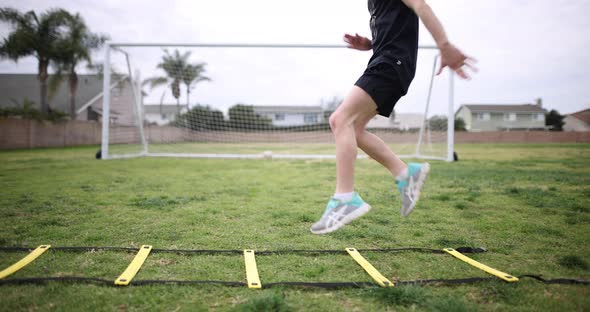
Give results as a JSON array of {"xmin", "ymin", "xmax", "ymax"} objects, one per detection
[{"xmin": 263, "ymin": 150, "xmax": 272, "ymax": 160}]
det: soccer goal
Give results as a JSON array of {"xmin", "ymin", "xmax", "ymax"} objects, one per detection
[{"xmin": 100, "ymin": 42, "xmax": 455, "ymax": 161}]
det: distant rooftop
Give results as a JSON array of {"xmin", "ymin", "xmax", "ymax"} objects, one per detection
[
  {"xmin": 569, "ymin": 108, "xmax": 590, "ymax": 124},
  {"xmin": 252, "ymin": 105, "xmax": 323, "ymax": 114},
  {"xmin": 461, "ymin": 104, "xmax": 546, "ymax": 113}
]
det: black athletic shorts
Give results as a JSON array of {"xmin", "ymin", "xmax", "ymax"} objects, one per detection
[{"xmin": 354, "ymin": 62, "xmax": 406, "ymax": 117}]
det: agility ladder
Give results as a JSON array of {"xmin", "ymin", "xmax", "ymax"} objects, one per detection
[{"xmin": 0, "ymin": 246, "xmax": 587, "ymax": 288}]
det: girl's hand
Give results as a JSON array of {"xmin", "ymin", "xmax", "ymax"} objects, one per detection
[
  {"xmin": 343, "ymin": 33, "xmax": 372, "ymax": 51},
  {"xmin": 438, "ymin": 43, "xmax": 478, "ymax": 79}
]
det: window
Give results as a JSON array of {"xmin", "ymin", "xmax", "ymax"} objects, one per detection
[
  {"xmin": 477, "ymin": 112, "xmax": 490, "ymax": 121},
  {"xmin": 532, "ymin": 113, "xmax": 544, "ymax": 121},
  {"xmin": 275, "ymin": 114, "xmax": 285, "ymax": 121},
  {"xmin": 304, "ymin": 113, "xmax": 318, "ymax": 124},
  {"xmin": 503, "ymin": 113, "xmax": 516, "ymax": 121}
]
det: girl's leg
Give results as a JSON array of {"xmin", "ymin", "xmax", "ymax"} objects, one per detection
[
  {"xmin": 352, "ymin": 97, "xmax": 429, "ymax": 218},
  {"xmin": 354, "ymin": 113, "xmax": 407, "ymax": 177},
  {"xmin": 311, "ymin": 85, "xmax": 427, "ymax": 234},
  {"xmin": 310, "ymin": 85, "xmax": 377, "ymax": 234},
  {"xmin": 329, "ymin": 86, "xmax": 382, "ymax": 193}
]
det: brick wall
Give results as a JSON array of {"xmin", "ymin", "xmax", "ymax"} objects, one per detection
[
  {"xmin": 0, "ymin": 119, "xmax": 101, "ymax": 149},
  {"xmin": 455, "ymin": 131, "xmax": 590, "ymax": 143}
]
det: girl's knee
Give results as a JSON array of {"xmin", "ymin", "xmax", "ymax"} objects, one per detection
[{"xmin": 329, "ymin": 112, "xmax": 343, "ymax": 133}]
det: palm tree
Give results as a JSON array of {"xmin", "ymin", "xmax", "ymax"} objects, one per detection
[
  {"xmin": 51, "ymin": 12, "xmax": 108, "ymax": 119},
  {"xmin": 143, "ymin": 49, "xmax": 189, "ymax": 113},
  {"xmin": 0, "ymin": 8, "xmax": 71, "ymax": 113},
  {"xmin": 144, "ymin": 49, "xmax": 210, "ymax": 113},
  {"xmin": 182, "ymin": 63, "xmax": 210, "ymax": 107}
]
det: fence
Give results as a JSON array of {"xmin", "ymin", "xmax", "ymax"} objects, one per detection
[{"xmin": 1, "ymin": 119, "xmax": 589, "ymax": 149}]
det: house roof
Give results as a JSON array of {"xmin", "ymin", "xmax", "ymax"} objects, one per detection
[
  {"xmin": 0, "ymin": 74, "xmax": 105, "ymax": 113},
  {"xmin": 568, "ymin": 108, "xmax": 590, "ymax": 125},
  {"xmin": 460, "ymin": 104, "xmax": 546, "ymax": 113},
  {"xmin": 252, "ymin": 105, "xmax": 323, "ymax": 114}
]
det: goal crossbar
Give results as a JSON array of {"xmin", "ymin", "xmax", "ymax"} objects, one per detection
[{"xmin": 109, "ymin": 42, "xmax": 439, "ymax": 49}]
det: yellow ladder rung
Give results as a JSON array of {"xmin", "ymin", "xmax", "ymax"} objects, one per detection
[
  {"xmin": 244, "ymin": 249, "xmax": 262, "ymax": 289},
  {"xmin": 346, "ymin": 248, "xmax": 394, "ymax": 287},
  {"xmin": 115, "ymin": 245, "xmax": 152, "ymax": 286},
  {"xmin": 0, "ymin": 245, "xmax": 51, "ymax": 279},
  {"xmin": 443, "ymin": 248, "xmax": 519, "ymax": 282}
]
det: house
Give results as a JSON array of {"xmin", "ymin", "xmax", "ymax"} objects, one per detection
[
  {"xmin": 366, "ymin": 113, "xmax": 424, "ymax": 130},
  {"xmin": 455, "ymin": 100, "xmax": 546, "ymax": 131},
  {"xmin": 252, "ymin": 105, "xmax": 324, "ymax": 126},
  {"xmin": 563, "ymin": 108, "xmax": 590, "ymax": 132},
  {"xmin": 0, "ymin": 73, "xmax": 138, "ymax": 125},
  {"xmin": 144, "ymin": 104, "xmax": 188, "ymax": 125},
  {"xmin": 366, "ymin": 115, "xmax": 395, "ymax": 129}
]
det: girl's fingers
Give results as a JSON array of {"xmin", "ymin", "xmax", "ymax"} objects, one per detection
[
  {"xmin": 436, "ymin": 64, "xmax": 445, "ymax": 75},
  {"xmin": 455, "ymin": 68, "xmax": 470, "ymax": 80},
  {"xmin": 464, "ymin": 62, "xmax": 478, "ymax": 73}
]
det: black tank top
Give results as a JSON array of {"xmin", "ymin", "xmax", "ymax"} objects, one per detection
[{"xmin": 367, "ymin": 0, "xmax": 419, "ymax": 91}]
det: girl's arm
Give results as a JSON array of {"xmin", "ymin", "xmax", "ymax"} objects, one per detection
[{"xmin": 402, "ymin": 0, "xmax": 477, "ymax": 79}]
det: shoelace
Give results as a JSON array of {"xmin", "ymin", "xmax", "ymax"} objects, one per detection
[{"xmin": 325, "ymin": 208, "xmax": 349, "ymax": 228}]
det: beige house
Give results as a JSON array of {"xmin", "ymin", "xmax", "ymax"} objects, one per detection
[
  {"xmin": 366, "ymin": 113, "xmax": 424, "ymax": 130},
  {"xmin": 455, "ymin": 102, "xmax": 546, "ymax": 131},
  {"xmin": 144, "ymin": 104, "xmax": 188, "ymax": 125},
  {"xmin": 563, "ymin": 108, "xmax": 590, "ymax": 132},
  {"xmin": 252, "ymin": 105, "xmax": 324, "ymax": 126}
]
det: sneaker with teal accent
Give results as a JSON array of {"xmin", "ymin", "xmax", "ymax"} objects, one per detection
[
  {"xmin": 310, "ymin": 193, "xmax": 371, "ymax": 234},
  {"xmin": 396, "ymin": 162, "xmax": 430, "ymax": 217}
]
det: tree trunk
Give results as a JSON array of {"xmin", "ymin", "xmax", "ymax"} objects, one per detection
[
  {"xmin": 186, "ymin": 86, "xmax": 191, "ymax": 112},
  {"xmin": 172, "ymin": 80, "xmax": 181, "ymax": 114},
  {"xmin": 38, "ymin": 58, "xmax": 49, "ymax": 114},
  {"xmin": 69, "ymin": 69, "xmax": 78, "ymax": 119}
]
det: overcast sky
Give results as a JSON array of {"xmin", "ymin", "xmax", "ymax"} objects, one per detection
[{"xmin": 1, "ymin": 0, "xmax": 589, "ymax": 115}]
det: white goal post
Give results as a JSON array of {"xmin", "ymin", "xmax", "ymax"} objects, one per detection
[{"xmin": 101, "ymin": 42, "xmax": 455, "ymax": 161}]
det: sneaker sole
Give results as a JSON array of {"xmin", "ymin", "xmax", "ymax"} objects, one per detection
[
  {"xmin": 310, "ymin": 203, "xmax": 371, "ymax": 235},
  {"xmin": 401, "ymin": 163, "xmax": 430, "ymax": 217}
]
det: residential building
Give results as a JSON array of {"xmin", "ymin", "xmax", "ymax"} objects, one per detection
[
  {"xmin": 563, "ymin": 108, "xmax": 590, "ymax": 132},
  {"xmin": 0, "ymin": 73, "xmax": 138, "ymax": 125},
  {"xmin": 252, "ymin": 105, "xmax": 324, "ymax": 126},
  {"xmin": 366, "ymin": 113, "xmax": 424, "ymax": 130},
  {"xmin": 455, "ymin": 101, "xmax": 546, "ymax": 131},
  {"xmin": 144, "ymin": 104, "xmax": 188, "ymax": 125}
]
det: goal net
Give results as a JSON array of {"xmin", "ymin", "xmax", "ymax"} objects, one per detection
[{"xmin": 101, "ymin": 43, "xmax": 454, "ymax": 161}]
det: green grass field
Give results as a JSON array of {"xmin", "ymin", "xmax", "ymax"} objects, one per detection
[{"xmin": 0, "ymin": 144, "xmax": 589, "ymax": 311}]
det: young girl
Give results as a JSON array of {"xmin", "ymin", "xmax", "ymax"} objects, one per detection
[{"xmin": 311, "ymin": 0, "xmax": 476, "ymax": 234}]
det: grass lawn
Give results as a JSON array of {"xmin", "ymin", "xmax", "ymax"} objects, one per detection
[{"xmin": 0, "ymin": 143, "xmax": 589, "ymax": 311}]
